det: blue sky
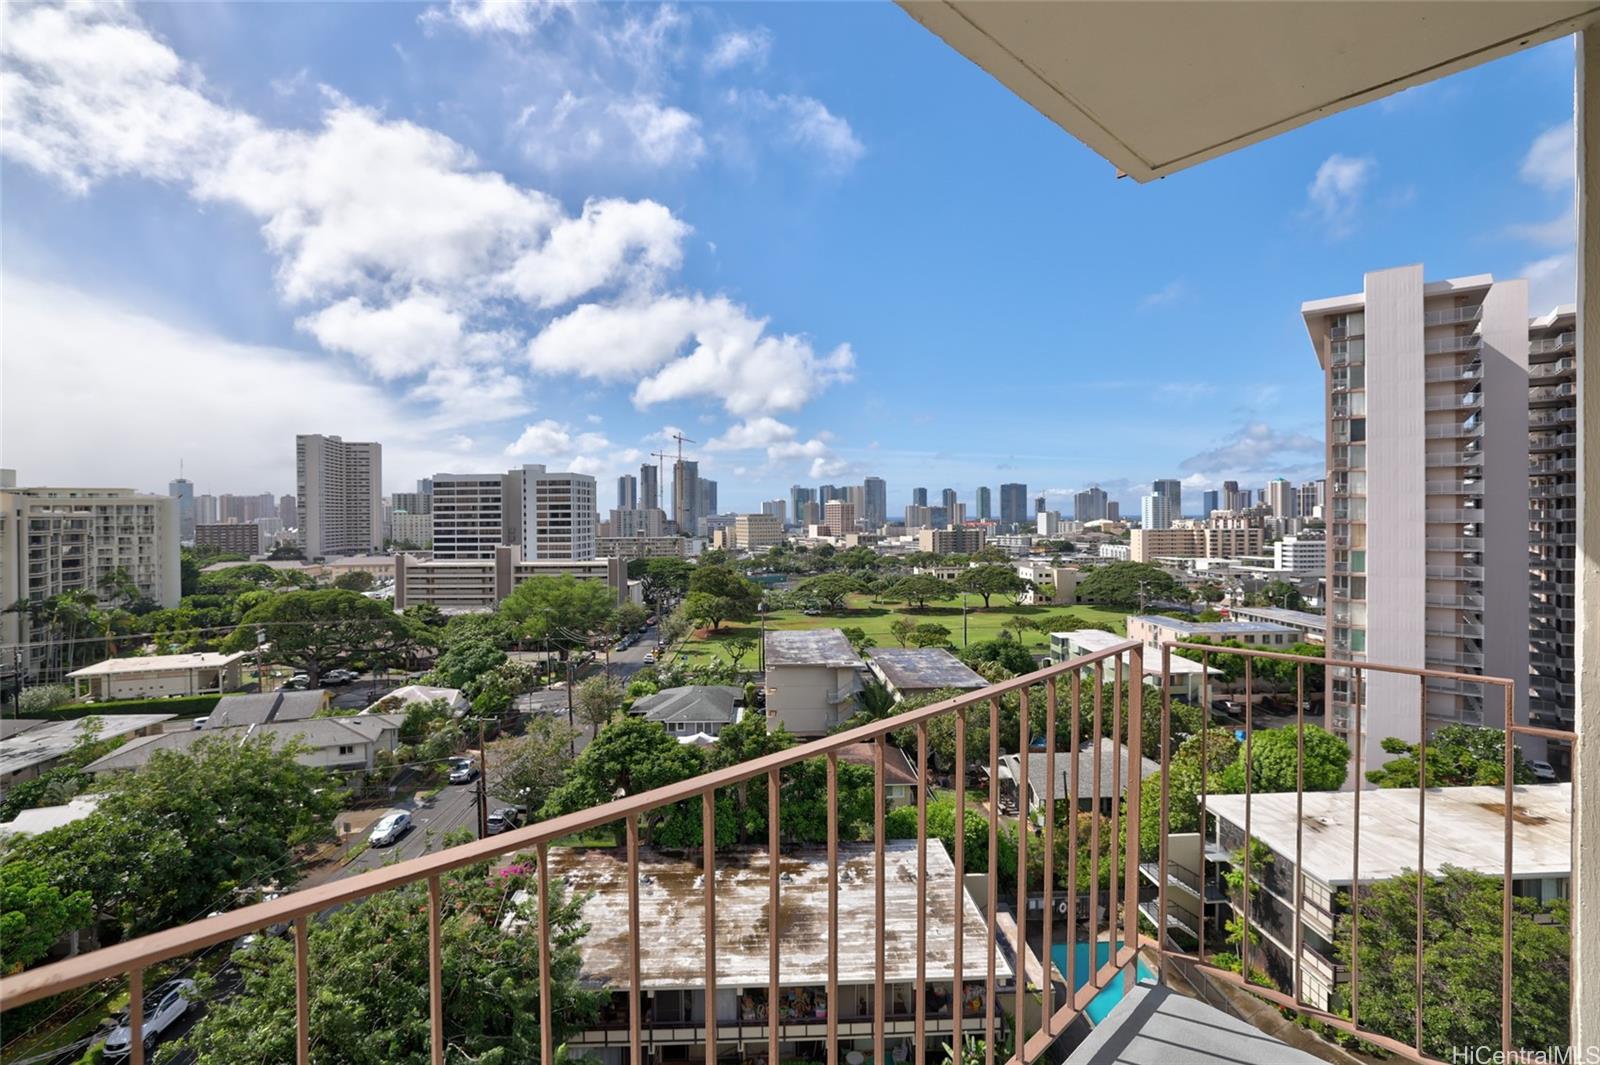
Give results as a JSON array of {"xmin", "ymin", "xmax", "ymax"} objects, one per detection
[{"xmin": 0, "ymin": 2, "xmax": 1577, "ymax": 515}]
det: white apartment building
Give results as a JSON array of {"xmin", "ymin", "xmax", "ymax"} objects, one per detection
[
  {"xmin": 1140, "ymin": 493, "xmax": 1173, "ymax": 530},
  {"xmin": 609, "ymin": 507, "xmax": 667, "ymax": 539},
  {"xmin": 0, "ymin": 471, "xmax": 182, "ymax": 680},
  {"xmin": 389, "ymin": 511, "xmax": 432, "ymax": 548},
  {"xmin": 1527, "ymin": 305, "xmax": 1577, "ymax": 741},
  {"xmin": 296, "ymin": 434, "xmax": 382, "ymax": 558},
  {"xmin": 521, "ymin": 465, "xmax": 598, "ymax": 561},
  {"xmin": 1304, "ymin": 267, "xmax": 1533, "ymax": 769},
  {"xmin": 431, "ymin": 472, "xmax": 519, "ymax": 560},
  {"xmin": 1036, "ymin": 511, "xmax": 1063, "ymax": 536},
  {"xmin": 1129, "ymin": 522, "xmax": 1264, "ymax": 564},
  {"xmin": 823, "ymin": 499, "xmax": 857, "ymax": 532},
  {"xmin": 393, "ymin": 549, "xmax": 630, "ymax": 612},
  {"xmin": 1273, "ymin": 535, "xmax": 1326, "ymax": 575},
  {"xmin": 596, "ymin": 534, "xmax": 686, "ymax": 560}
]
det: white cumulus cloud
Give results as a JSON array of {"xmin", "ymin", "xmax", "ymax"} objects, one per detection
[
  {"xmin": 705, "ymin": 29, "xmax": 772, "ymax": 73},
  {"xmin": 1306, "ymin": 153, "xmax": 1374, "ymax": 237}
]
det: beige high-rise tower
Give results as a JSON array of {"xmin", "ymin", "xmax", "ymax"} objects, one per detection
[{"xmin": 296, "ymin": 434, "xmax": 382, "ymax": 558}]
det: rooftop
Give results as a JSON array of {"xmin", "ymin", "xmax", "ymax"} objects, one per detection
[
  {"xmin": 764, "ymin": 629, "xmax": 865, "ymax": 669},
  {"xmin": 541, "ymin": 841, "xmax": 1003, "ymax": 990},
  {"xmin": 66, "ymin": 651, "xmax": 250, "ymax": 677},
  {"xmin": 1065, "ymin": 984, "xmax": 1324, "ymax": 1065},
  {"xmin": 1053, "ymin": 629, "xmax": 1217, "ymax": 676},
  {"xmin": 1207, "ymin": 783, "xmax": 1573, "ymax": 886},
  {"xmin": 365, "ymin": 685, "xmax": 468, "ymax": 715},
  {"xmin": 632, "ymin": 685, "xmax": 744, "ymax": 726},
  {"xmin": 204, "ymin": 689, "xmax": 330, "ymax": 729},
  {"xmin": 1128, "ymin": 616, "xmax": 1300, "ymax": 638},
  {"xmin": 866, "ymin": 647, "xmax": 987, "ymax": 692},
  {"xmin": 0, "ymin": 795, "xmax": 103, "ymax": 838},
  {"xmin": 83, "ymin": 714, "xmax": 406, "ymax": 773},
  {"xmin": 0, "ymin": 718, "xmax": 48, "ymax": 740},
  {"xmin": 833, "ymin": 742, "xmax": 921, "ymax": 789},
  {"xmin": 1224, "ymin": 607, "xmax": 1327, "ymax": 632},
  {"xmin": 0, "ymin": 715, "xmax": 176, "ymax": 778},
  {"xmin": 999, "ymin": 740, "xmax": 1158, "ymax": 802}
]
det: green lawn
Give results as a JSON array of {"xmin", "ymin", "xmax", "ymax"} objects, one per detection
[{"xmin": 673, "ymin": 593, "xmax": 1126, "ymax": 667}]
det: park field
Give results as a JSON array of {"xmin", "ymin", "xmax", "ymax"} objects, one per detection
[{"xmin": 672, "ymin": 593, "xmax": 1127, "ymax": 669}]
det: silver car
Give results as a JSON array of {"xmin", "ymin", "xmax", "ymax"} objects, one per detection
[
  {"xmin": 369, "ymin": 811, "xmax": 412, "ymax": 847},
  {"xmin": 103, "ymin": 978, "xmax": 196, "ymax": 1060}
]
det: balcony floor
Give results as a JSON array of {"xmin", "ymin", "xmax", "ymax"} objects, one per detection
[{"xmin": 1063, "ymin": 985, "xmax": 1323, "ymax": 1065}]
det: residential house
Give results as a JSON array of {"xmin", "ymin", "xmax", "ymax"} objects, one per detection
[
  {"xmin": 83, "ymin": 715, "xmax": 407, "ymax": 776},
  {"xmin": 865, "ymin": 648, "xmax": 987, "ymax": 703},
  {"xmin": 0, "ymin": 714, "xmax": 175, "ymax": 787},
  {"xmin": 632, "ymin": 685, "xmax": 745, "ymax": 741},
  {"xmin": 203, "ymin": 689, "xmax": 331, "ymax": 729},
  {"xmin": 66, "ymin": 651, "xmax": 249, "ymax": 701},
  {"xmin": 997, "ymin": 739, "xmax": 1158, "ymax": 816},
  {"xmin": 1050, "ymin": 628, "xmax": 1222, "ymax": 704},
  {"xmin": 762, "ymin": 630, "xmax": 865, "ymax": 737}
]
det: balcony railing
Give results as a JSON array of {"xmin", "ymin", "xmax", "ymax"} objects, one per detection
[
  {"xmin": 1422, "ymin": 305, "xmax": 1483, "ymax": 325},
  {"xmin": 1424, "ymin": 334, "xmax": 1482, "ymax": 354},
  {"xmin": 1530, "ymin": 332, "xmax": 1575, "ymax": 354},
  {"xmin": 1, "ymin": 643, "xmax": 1578, "ymax": 1065}
]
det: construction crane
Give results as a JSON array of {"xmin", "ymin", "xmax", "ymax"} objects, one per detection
[
  {"xmin": 649, "ymin": 450, "xmax": 672, "ymax": 512},
  {"xmin": 671, "ymin": 431, "xmax": 695, "ymax": 462}
]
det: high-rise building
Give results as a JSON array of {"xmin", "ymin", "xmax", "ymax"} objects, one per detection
[
  {"xmin": 1220, "ymin": 480, "xmax": 1245, "ymax": 512},
  {"xmin": 1140, "ymin": 493, "xmax": 1172, "ymax": 530},
  {"xmin": 296, "ymin": 434, "xmax": 382, "ymax": 558},
  {"xmin": 640, "ymin": 464, "xmax": 659, "ymax": 511},
  {"xmin": 940, "ymin": 488, "xmax": 958, "ymax": 515},
  {"xmin": 0, "ymin": 472, "xmax": 181, "ymax": 679},
  {"xmin": 1106, "ymin": 501, "xmax": 1121, "ymax": 522},
  {"xmin": 863, "ymin": 477, "xmax": 887, "ymax": 528},
  {"xmin": 761, "ymin": 499, "xmax": 788, "ymax": 526},
  {"xmin": 1296, "ymin": 480, "xmax": 1323, "ymax": 520},
  {"xmin": 1528, "ymin": 305, "xmax": 1577, "ymax": 736},
  {"xmin": 431, "ymin": 472, "xmax": 520, "ymax": 560},
  {"xmin": 416, "ymin": 478, "xmax": 434, "ymax": 496},
  {"xmin": 523, "ymin": 465, "xmax": 598, "ymax": 561},
  {"xmin": 1034, "ymin": 495, "xmax": 1046, "ymax": 515},
  {"xmin": 790, "ymin": 485, "xmax": 815, "ymax": 524},
  {"xmin": 846, "ymin": 485, "xmax": 867, "ymax": 519},
  {"xmin": 610, "ymin": 508, "xmax": 667, "ymax": 538},
  {"xmin": 673, "ymin": 460, "xmax": 701, "ymax": 535},
  {"xmin": 798, "ymin": 500, "xmax": 821, "ymax": 527},
  {"xmin": 903, "ymin": 504, "xmax": 932, "ymax": 529},
  {"xmin": 949, "ymin": 502, "xmax": 967, "ymax": 526},
  {"xmin": 196, "ymin": 522, "xmax": 263, "ymax": 557},
  {"xmin": 168, "ymin": 477, "xmax": 195, "ymax": 541},
  {"xmin": 1073, "ymin": 486, "xmax": 1108, "ymax": 522},
  {"xmin": 617, "ymin": 474, "xmax": 638, "ymax": 511},
  {"xmin": 699, "ymin": 477, "xmax": 718, "ymax": 520},
  {"xmin": 1153, "ymin": 479, "xmax": 1182, "ymax": 520},
  {"xmin": 1201, "ymin": 490, "xmax": 1220, "ymax": 518},
  {"xmin": 975, "ymin": 486, "xmax": 992, "ymax": 521},
  {"xmin": 1267, "ymin": 477, "xmax": 1297, "ymax": 519},
  {"xmin": 195, "ymin": 493, "xmax": 218, "ymax": 525},
  {"xmin": 393, "ymin": 491, "xmax": 431, "ymax": 516},
  {"xmin": 998, "ymin": 483, "xmax": 1028, "ymax": 525},
  {"xmin": 818, "ymin": 484, "xmax": 841, "ymax": 504},
  {"xmin": 911, "ymin": 487, "xmax": 928, "ymax": 508},
  {"xmin": 732, "ymin": 514, "xmax": 784, "ymax": 550},
  {"xmin": 276, "ymin": 494, "xmax": 296, "ymax": 529},
  {"xmin": 1305, "ymin": 265, "xmax": 1532, "ymax": 769},
  {"xmin": 823, "ymin": 499, "xmax": 857, "ymax": 532}
]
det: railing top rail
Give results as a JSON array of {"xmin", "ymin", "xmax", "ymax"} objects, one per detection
[
  {"xmin": 1162, "ymin": 640, "xmax": 1511, "ymax": 688},
  {"xmin": 0, "ymin": 640, "xmax": 1141, "ymax": 1008}
]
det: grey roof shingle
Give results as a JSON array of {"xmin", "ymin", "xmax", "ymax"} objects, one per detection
[
  {"xmin": 83, "ymin": 714, "xmax": 406, "ymax": 773},
  {"xmin": 205, "ymin": 690, "xmax": 329, "ymax": 729},
  {"xmin": 632, "ymin": 685, "xmax": 743, "ymax": 726},
  {"xmin": 999, "ymin": 739, "xmax": 1159, "ymax": 802},
  {"xmin": 764, "ymin": 629, "xmax": 864, "ymax": 668}
]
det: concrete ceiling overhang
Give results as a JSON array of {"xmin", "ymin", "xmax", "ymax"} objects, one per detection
[{"xmin": 899, "ymin": 1, "xmax": 1600, "ymax": 182}]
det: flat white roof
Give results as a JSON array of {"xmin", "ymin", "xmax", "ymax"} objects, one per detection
[
  {"xmin": 1207, "ymin": 784, "xmax": 1572, "ymax": 887},
  {"xmin": 1054, "ymin": 629, "xmax": 1217, "ymax": 676},
  {"xmin": 0, "ymin": 715, "xmax": 175, "ymax": 777},
  {"xmin": 0, "ymin": 795, "xmax": 102, "ymax": 838},
  {"xmin": 68, "ymin": 651, "xmax": 249, "ymax": 677},
  {"xmin": 541, "ymin": 841, "xmax": 1005, "ymax": 990}
]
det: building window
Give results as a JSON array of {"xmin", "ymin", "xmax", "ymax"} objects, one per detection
[{"xmin": 337, "ymin": 745, "xmax": 354, "ymax": 756}]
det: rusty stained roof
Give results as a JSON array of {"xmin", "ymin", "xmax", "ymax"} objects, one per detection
[{"xmin": 544, "ymin": 839, "xmax": 1007, "ymax": 990}]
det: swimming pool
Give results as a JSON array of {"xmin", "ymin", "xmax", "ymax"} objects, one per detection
[{"xmin": 1048, "ymin": 940, "xmax": 1157, "ymax": 1024}]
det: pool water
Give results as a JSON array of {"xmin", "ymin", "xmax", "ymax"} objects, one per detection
[{"xmin": 1049, "ymin": 940, "xmax": 1157, "ymax": 1024}]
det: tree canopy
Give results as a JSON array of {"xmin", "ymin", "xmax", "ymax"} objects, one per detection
[
  {"xmin": 629, "ymin": 557, "xmax": 693, "ymax": 607},
  {"xmin": 795, "ymin": 573, "xmax": 867, "ymax": 611},
  {"xmin": 500, "ymin": 576, "xmax": 617, "ymax": 656},
  {"xmin": 225, "ymin": 589, "xmax": 426, "ymax": 682},
  {"xmin": 886, "ymin": 574, "xmax": 955, "ymax": 610},
  {"xmin": 681, "ymin": 564, "xmax": 761, "ymax": 633},
  {"xmin": 1365, "ymin": 725, "xmax": 1533, "ymax": 788},
  {"xmin": 959, "ymin": 638, "xmax": 1037, "ymax": 678},
  {"xmin": 955, "ymin": 565, "xmax": 1026, "ymax": 609},
  {"xmin": 1075, "ymin": 562, "xmax": 1187, "ymax": 609}
]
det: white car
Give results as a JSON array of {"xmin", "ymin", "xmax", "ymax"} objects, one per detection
[
  {"xmin": 369, "ymin": 811, "xmax": 412, "ymax": 847},
  {"xmin": 1529, "ymin": 759, "xmax": 1559, "ymax": 783},
  {"xmin": 103, "ymin": 978, "xmax": 196, "ymax": 1060}
]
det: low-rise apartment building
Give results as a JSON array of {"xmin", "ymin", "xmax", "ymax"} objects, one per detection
[
  {"xmin": 763, "ymin": 629, "xmax": 865, "ymax": 737},
  {"xmin": 1222, "ymin": 606, "xmax": 1327, "ymax": 645},
  {"xmin": 1125, "ymin": 616, "xmax": 1302, "ymax": 659},
  {"xmin": 596, "ymin": 534, "xmax": 686, "ymax": 560},
  {"xmin": 543, "ymin": 842, "xmax": 1004, "ymax": 1065},
  {"xmin": 393, "ymin": 548, "xmax": 631, "ymax": 612},
  {"xmin": 1013, "ymin": 560, "xmax": 1077, "ymax": 604},
  {"xmin": 917, "ymin": 527, "xmax": 988, "ymax": 554},
  {"xmin": 0, "ymin": 714, "xmax": 175, "ymax": 787},
  {"xmin": 1273, "ymin": 535, "xmax": 1326, "ymax": 575},
  {"xmin": 1130, "ymin": 523, "xmax": 1264, "ymax": 564},
  {"xmin": 194, "ymin": 522, "xmax": 263, "ymax": 557},
  {"xmin": 732, "ymin": 513, "xmax": 784, "ymax": 550},
  {"xmin": 1049, "ymin": 628, "xmax": 1221, "ymax": 703},
  {"xmin": 1201, "ymin": 785, "xmax": 1571, "ymax": 1012}
]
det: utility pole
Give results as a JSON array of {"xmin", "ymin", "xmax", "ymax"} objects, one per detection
[
  {"xmin": 255, "ymin": 626, "xmax": 268, "ymax": 692},
  {"xmin": 566, "ymin": 658, "xmax": 576, "ymax": 757},
  {"xmin": 476, "ymin": 717, "xmax": 490, "ymax": 837}
]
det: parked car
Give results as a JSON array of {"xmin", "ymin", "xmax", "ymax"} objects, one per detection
[
  {"xmin": 1530, "ymin": 759, "xmax": 1559, "ymax": 783},
  {"xmin": 1211, "ymin": 699, "xmax": 1245, "ymax": 718},
  {"xmin": 486, "ymin": 807, "xmax": 522, "ymax": 835},
  {"xmin": 449, "ymin": 761, "xmax": 479, "ymax": 785},
  {"xmin": 191, "ymin": 716, "xmax": 209, "ymax": 730},
  {"xmin": 323, "ymin": 669, "xmax": 357, "ymax": 685},
  {"xmin": 102, "ymin": 979, "xmax": 196, "ymax": 1060},
  {"xmin": 642, "ymin": 653, "xmax": 656, "ymax": 664},
  {"xmin": 369, "ymin": 811, "xmax": 412, "ymax": 847},
  {"xmin": 284, "ymin": 673, "xmax": 311, "ymax": 690}
]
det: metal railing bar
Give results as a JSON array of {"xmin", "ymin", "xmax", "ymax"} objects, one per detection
[
  {"xmin": 768, "ymin": 767, "xmax": 781, "ymax": 1065},
  {"xmin": 1351, "ymin": 668, "xmax": 1363, "ymax": 1031},
  {"xmin": 294, "ymin": 915, "xmax": 310, "ymax": 1065},
  {"xmin": 1293, "ymin": 663, "xmax": 1305, "ymax": 1013},
  {"xmin": 915, "ymin": 722, "xmax": 929, "ymax": 1065},
  {"xmin": 1416, "ymin": 681, "xmax": 1428, "ymax": 1057},
  {"xmin": 129, "ymin": 967, "xmax": 143, "ymax": 1065},
  {"xmin": 1242, "ymin": 658, "xmax": 1254, "ymax": 993},
  {"xmin": 874, "ymin": 735, "xmax": 887, "ymax": 1065},
  {"xmin": 1042, "ymin": 676, "xmax": 1057, "ymax": 1037},
  {"xmin": 428, "ymin": 875, "xmax": 444, "ymax": 1065},
  {"xmin": 1501, "ymin": 684, "xmax": 1514, "ymax": 1058},
  {"xmin": 827, "ymin": 752, "xmax": 839, "ymax": 1065},
  {"xmin": 537, "ymin": 845, "xmax": 553, "ymax": 1065},
  {"xmin": 1067, "ymin": 672, "xmax": 1080, "ymax": 1006},
  {"xmin": 1015, "ymin": 687, "xmax": 1030, "ymax": 1062},
  {"xmin": 627, "ymin": 814, "xmax": 642, "ymax": 1065},
  {"xmin": 985, "ymin": 695, "xmax": 999, "ymax": 1065},
  {"xmin": 952, "ymin": 707, "xmax": 966, "ymax": 1058},
  {"xmin": 1090, "ymin": 660, "xmax": 1104, "ymax": 990},
  {"xmin": 1165, "ymin": 641, "xmax": 1513, "ymax": 687},
  {"xmin": 703, "ymin": 790, "xmax": 717, "ymax": 1065},
  {"xmin": 1157, "ymin": 647, "xmax": 1171, "ymax": 990},
  {"xmin": 1122, "ymin": 647, "xmax": 1143, "ymax": 996},
  {"xmin": 1111, "ymin": 656, "xmax": 1124, "ymax": 990}
]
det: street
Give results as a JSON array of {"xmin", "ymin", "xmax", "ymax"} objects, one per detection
[{"xmin": 334, "ymin": 778, "xmax": 483, "ymax": 877}]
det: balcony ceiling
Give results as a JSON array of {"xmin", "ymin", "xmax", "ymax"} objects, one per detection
[{"xmin": 898, "ymin": 2, "xmax": 1600, "ymax": 182}]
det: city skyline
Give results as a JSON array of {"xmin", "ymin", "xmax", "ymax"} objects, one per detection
[{"xmin": 1, "ymin": 3, "xmax": 1576, "ymax": 512}]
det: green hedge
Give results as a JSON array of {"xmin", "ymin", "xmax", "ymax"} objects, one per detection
[{"xmin": 14, "ymin": 693, "xmax": 222, "ymax": 721}]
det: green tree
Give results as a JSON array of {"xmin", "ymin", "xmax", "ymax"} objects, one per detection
[
  {"xmin": 15, "ymin": 683, "xmax": 73, "ymax": 715},
  {"xmin": 265, "ymin": 544, "xmax": 305, "ymax": 561},
  {"xmin": 1213, "ymin": 724, "xmax": 1350, "ymax": 793},
  {"xmin": 0, "ymin": 859, "xmax": 92, "ymax": 972},
  {"xmin": 886, "ymin": 574, "xmax": 954, "ymax": 610},
  {"xmin": 612, "ymin": 601, "xmax": 649, "ymax": 635},
  {"xmin": 6, "ymin": 735, "xmax": 340, "ymax": 940},
  {"xmin": 955, "ymin": 565, "xmax": 1025, "ymax": 609},
  {"xmin": 840, "ymin": 626, "xmax": 875, "ymax": 656},
  {"xmin": 1365, "ymin": 725, "xmax": 1533, "ymax": 788},
  {"xmin": 180, "ymin": 858, "xmax": 600, "ymax": 1064},
  {"xmin": 1001, "ymin": 615, "xmax": 1040, "ymax": 644},
  {"xmin": 681, "ymin": 565, "xmax": 761, "ymax": 633},
  {"xmin": 910, "ymin": 622, "xmax": 953, "ymax": 648},
  {"xmin": 959, "ymin": 637, "xmax": 1036, "ymax": 677},
  {"xmin": 723, "ymin": 637, "xmax": 756, "ymax": 673},
  {"xmin": 629, "ymin": 557, "xmax": 693, "ymax": 608},
  {"xmin": 500, "ymin": 576, "xmax": 617, "ymax": 659},
  {"xmin": 795, "ymin": 573, "xmax": 867, "ymax": 611},
  {"xmin": 889, "ymin": 616, "xmax": 918, "ymax": 648},
  {"xmin": 0, "ymin": 717, "xmax": 126, "ymax": 821},
  {"xmin": 225, "ymin": 589, "xmax": 424, "ymax": 684},
  {"xmin": 1137, "ymin": 727, "xmax": 1239, "ymax": 852},
  {"xmin": 1244, "ymin": 580, "xmax": 1304, "ymax": 610},
  {"xmin": 430, "ymin": 637, "xmax": 509, "ymax": 691},
  {"xmin": 574, "ymin": 674, "xmax": 625, "ymax": 739},
  {"xmin": 1334, "ymin": 868, "xmax": 1569, "ymax": 1059},
  {"xmin": 542, "ymin": 718, "xmax": 704, "ymax": 844},
  {"xmin": 490, "ymin": 715, "xmax": 578, "ymax": 813},
  {"xmin": 1075, "ymin": 562, "xmax": 1187, "ymax": 609},
  {"xmin": 332, "ymin": 570, "xmax": 376, "ymax": 592}
]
